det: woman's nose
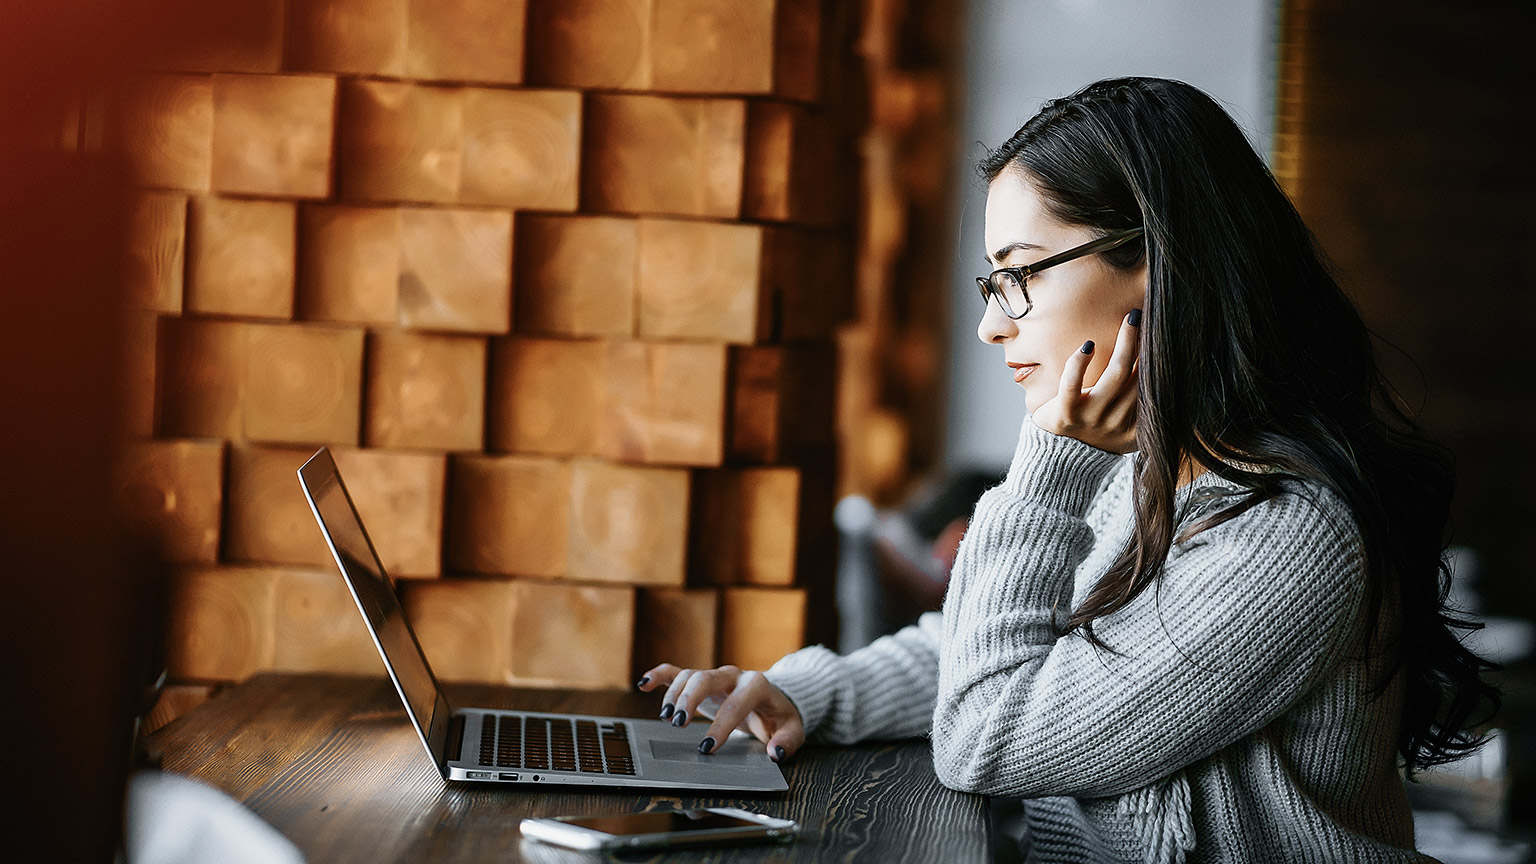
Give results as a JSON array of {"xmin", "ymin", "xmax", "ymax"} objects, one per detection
[{"xmin": 977, "ymin": 295, "xmax": 1018, "ymax": 344}]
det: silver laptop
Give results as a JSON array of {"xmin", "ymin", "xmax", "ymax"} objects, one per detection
[{"xmin": 297, "ymin": 447, "xmax": 787, "ymax": 792}]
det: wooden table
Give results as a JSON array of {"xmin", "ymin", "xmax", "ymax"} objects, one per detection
[{"xmin": 149, "ymin": 674, "xmax": 993, "ymax": 863}]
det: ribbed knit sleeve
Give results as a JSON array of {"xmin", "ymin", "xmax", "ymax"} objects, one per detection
[
  {"xmin": 932, "ymin": 418, "xmax": 1367, "ymax": 800},
  {"xmin": 765, "ymin": 612, "xmax": 942, "ymax": 744}
]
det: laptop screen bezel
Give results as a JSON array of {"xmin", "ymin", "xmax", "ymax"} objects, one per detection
[{"xmin": 297, "ymin": 447, "xmax": 453, "ymax": 776}]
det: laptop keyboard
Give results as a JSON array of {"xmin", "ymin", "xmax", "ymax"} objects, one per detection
[{"xmin": 477, "ymin": 715, "xmax": 635, "ymax": 776}]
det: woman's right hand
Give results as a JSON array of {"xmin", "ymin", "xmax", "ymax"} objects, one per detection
[{"xmin": 636, "ymin": 663, "xmax": 805, "ymax": 761}]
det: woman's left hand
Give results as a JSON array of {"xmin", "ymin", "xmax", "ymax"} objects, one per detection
[{"xmin": 1029, "ymin": 310, "xmax": 1141, "ymax": 454}]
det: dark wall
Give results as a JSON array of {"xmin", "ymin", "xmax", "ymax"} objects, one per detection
[{"xmin": 1283, "ymin": 1, "xmax": 1536, "ymax": 617}]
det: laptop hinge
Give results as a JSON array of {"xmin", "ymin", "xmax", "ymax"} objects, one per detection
[{"xmin": 444, "ymin": 713, "xmax": 466, "ymax": 768}]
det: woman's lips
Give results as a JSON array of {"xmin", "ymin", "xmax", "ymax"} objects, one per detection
[{"xmin": 1010, "ymin": 363, "xmax": 1038, "ymax": 384}]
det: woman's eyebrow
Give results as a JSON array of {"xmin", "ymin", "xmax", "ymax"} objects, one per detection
[{"xmin": 988, "ymin": 240, "xmax": 1044, "ymax": 265}]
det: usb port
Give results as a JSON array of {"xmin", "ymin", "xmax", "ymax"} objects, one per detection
[{"xmin": 499, "ymin": 773, "xmax": 518, "ymax": 781}]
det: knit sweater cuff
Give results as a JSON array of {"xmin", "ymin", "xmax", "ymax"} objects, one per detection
[
  {"xmin": 1002, "ymin": 416, "xmax": 1124, "ymax": 515},
  {"xmin": 764, "ymin": 646, "xmax": 842, "ymax": 738}
]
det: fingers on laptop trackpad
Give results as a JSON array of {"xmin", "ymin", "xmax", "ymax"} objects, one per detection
[{"xmin": 649, "ymin": 740, "xmax": 759, "ymax": 764}]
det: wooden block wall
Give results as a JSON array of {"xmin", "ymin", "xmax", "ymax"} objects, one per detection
[{"xmin": 119, "ymin": 0, "xmax": 859, "ymax": 692}]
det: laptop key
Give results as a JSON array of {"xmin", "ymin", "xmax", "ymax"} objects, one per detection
[
  {"xmin": 601, "ymin": 723, "xmax": 636, "ymax": 775},
  {"xmin": 576, "ymin": 720, "xmax": 604, "ymax": 773},
  {"xmin": 524, "ymin": 718, "xmax": 549, "ymax": 770},
  {"xmin": 479, "ymin": 716, "xmax": 495, "ymax": 766},
  {"xmin": 495, "ymin": 715, "xmax": 522, "ymax": 769},
  {"xmin": 550, "ymin": 720, "xmax": 577, "ymax": 773}
]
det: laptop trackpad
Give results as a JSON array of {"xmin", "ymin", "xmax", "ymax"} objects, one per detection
[{"xmin": 649, "ymin": 739, "xmax": 760, "ymax": 765}]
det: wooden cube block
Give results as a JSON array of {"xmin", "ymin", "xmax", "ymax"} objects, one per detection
[
  {"xmin": 145, "ymin": 684, "xmax": 218, "ymax": 735},
  {"xmin": 728, "ymin": 342, "xmax": 836, "ymax": 464},
  {"xmin": 244, "ymin": 323, "xmax": 364, "ymax": 445},
  {"xmin": 788, "ymin": 452, "xmax": 838, "ymax": 648},
  {"xmin": 186, "ymin": 197, "xmax": 296, "ymax": 319},
  {"xmin": 770, "ymin": 0, "xmax": 822, "ymax": 102},
  {"xmin": 407, "ymin": 0, "xmax": 527, "ymax": 85},
  {"xmin": 637, "ymin": 218, "xmax": 766, "ymax": 343},
  {"xmin": 211, "ymin": 74, "xmax": 337, "ymax": 199},
  {"xmin": 225, "ymin": 446, "xmax": 335, "ymax": 568},
  {"xmin": 581, "ymin": 94, "xmax": 745, "ymax": 218},
  {"xmin": 488, "ymin": 337, "xmax": 605, "ymax": 456},
  {"xmin": 297, "ymin": 204, "xmax": 401, "ymax": 326},
  {"xmin": 365, "ymin": 330, "xmax": 487, "ymax": 451},
  {"xmin": 514, "ymin": 214, "xmax": 636, "ymax": 337},
  {"xmin": 599, "ymin": 341, "xmax": 727, "ymax": 466},
  {"xmin": 509, "ymin": 580, "xmax": 634, "ymax": 689},
  {"xmin": 123, "ymin": 74, "xmax": 212, "ymax": 192},
  {"xmin": 330, "ymin": 449, "xmax": 447, "ymax": 578},
  {"xmin": 765, "ymin": 227, "xmax": 855, "ymax": 339},
  {"xmin": 461, "ymin": 87, "xmax": 581, "ymax": 210},
  {"xmin": 691, "ymin": 467, "xmax": 799, "ymax": 586},
  {"xmin": 744, "ymin": 101, "xmax": 848, "ymax": 226},
  {"xmin": 271, "ymin": 567, "xmax": 382, "ymax": 674},
  {"xmin": 337, "ymin": 80, "xmax": 462, "ymax": 204},
  {"xmin": 122, "ymin": 312, "xmax": 159, "ymax": 438},
  {"xmin": 651, "ymin": 0, "xmax": 774, "ymax": 94},
  {"xmin": 525, "ymin": 0, "xmax": 653, "ymax": 90},
  {"xmin": 157, "ymin": 317, "xmax": 247, "ymax": 440},
  {"xmin": 154, "ymin": 0, "xmax": 286, "ymax": 74},
  {"xmin": 447, "ymin": 454, "xmax": 570, "ymax": 577},
  {"xmin": 568, "ymin": 459, "xmax": 688, "ymax": 586},
  {"xmin": 634, "ymin": 588, "xmax": 717, "ymax": 673},
  {"xmin": 718, "ymin": 587, "xmax": 805, "ymax": 672},
  {"xmin": 398, "ymin": 206, "xmax": 512, "ymax": 333},
  {"xmin": 402, "ymin": 578, "xmax": 515, "ymax": 683},
  {"xmin": 116, "ymin": 439, "xmax": 224, "ymax": 565},
  {"xmin": 167, "ymin": 567, "xmax": 278, "ymax": 681},
  {"xmin": 125, "ymin": 192, "xmax": 185, "ymax": 314},
  {"xmin": 651, "ymin": 0, "xmax": 820, "ymax": 99},
  {"xmin": 287, "ymin": 0, "xmax": 409, "ymax": 77}
]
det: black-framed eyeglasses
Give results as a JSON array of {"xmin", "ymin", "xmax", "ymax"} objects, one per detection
[{"xmin": 976, "ymin": 227, "xmax": 1145, "ymax": 319}]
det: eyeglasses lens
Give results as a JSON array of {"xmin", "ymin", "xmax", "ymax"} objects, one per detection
[{"xmin": 989, "ymin": 271, "xmax": 1028, "ymax": 317}]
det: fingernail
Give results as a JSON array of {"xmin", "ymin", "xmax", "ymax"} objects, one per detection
[
  {"xmin": 1081, "ymin": 340, "xmax": 1095, "ymax": 354},
  {"xmin": 672, "ymin": 711, "xmax": 688, "ymax": 727},
  {"xmin": 636, "ymin": 676, "xmax": 650, "ymax": 688},
  {"xmin": 774, "ymin": 745, "xmax": 786, "ymax": 763},
  {"xmin": 1127, "ymin": 308, "xmax": 1142, "ymax": 327},
  {"xmin": 698, "ymin": 736, "xmax": 716, "ymax": 755},
  {"xmin": 660, "ymin": 703, "xmax": 674, "ymax": 720}
]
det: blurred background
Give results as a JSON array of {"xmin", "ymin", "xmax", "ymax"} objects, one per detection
[{"xmin": 2, "ymin": 0, "xmax": 1531, "ymax": 860}]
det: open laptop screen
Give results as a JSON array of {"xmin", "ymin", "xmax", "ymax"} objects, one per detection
[{"xmin": 298, "ymin": 449, "xmax": 440, "ymax": 741}]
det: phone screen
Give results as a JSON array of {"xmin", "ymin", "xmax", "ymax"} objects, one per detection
[{"xmin": 562, "ymin": 810, "xmax": 763, "ymax": 836}]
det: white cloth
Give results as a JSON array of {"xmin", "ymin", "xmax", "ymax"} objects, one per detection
[{"xmin": 124, "ymin": 770, "xmax": 304, "ymax": 864}]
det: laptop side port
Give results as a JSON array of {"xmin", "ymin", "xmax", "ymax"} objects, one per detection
[{"xmin": 499, "ymin": 773, "xmax": 518, "ymax": 781}]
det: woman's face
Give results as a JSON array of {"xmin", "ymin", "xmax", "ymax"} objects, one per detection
[{"xmin": 979, "ymin": 171, "xmax": 1148, "ymax": 414}]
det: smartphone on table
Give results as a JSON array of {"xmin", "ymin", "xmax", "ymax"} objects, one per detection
[{"xmin": 520, "ymin": 807, "xmax": 798, "ymax": 851}]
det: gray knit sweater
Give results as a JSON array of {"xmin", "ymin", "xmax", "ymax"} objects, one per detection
[{"xmin": 766, "ymin": 418, "xmax": 1430, "ymax": 863}]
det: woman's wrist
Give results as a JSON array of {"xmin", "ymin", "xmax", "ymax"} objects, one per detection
[{"xmin": 1001, "ymin": 415, "xmax": 1124, "ymax": 513}]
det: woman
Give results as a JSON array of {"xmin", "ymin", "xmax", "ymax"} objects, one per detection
[{"xmin": 637, "ymin": 77, "xmax": 1497, "ymax": 862}]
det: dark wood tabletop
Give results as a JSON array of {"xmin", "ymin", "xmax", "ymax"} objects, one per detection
[{"xmin": 148, "ymin": 673, "xmax": 992, "ymax": 863}]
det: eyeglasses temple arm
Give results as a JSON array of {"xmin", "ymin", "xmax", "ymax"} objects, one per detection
[{"xmin": 1019, "ymin": 227, "xmax": 1144, "ymax": 277}]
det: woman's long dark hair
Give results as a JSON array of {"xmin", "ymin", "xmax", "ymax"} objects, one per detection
[{"xmin": 978, "ymin": 77, "xmax": 1498, "ymax": 776}]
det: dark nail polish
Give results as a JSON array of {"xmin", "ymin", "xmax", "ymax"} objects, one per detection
[
  {"xmin": 774, "ymin": 745, "xmax": 786, "ymax": 763},
  {"xmin": 660, "ymin": 703, "xmax": 674, "ymax": 720},
  {"xmin": 672, "ymin": 711, "xmax": 687, "ymax": 727},
  {"xmin": 698, "ymin": 736, "xmax": 716, "ymax": 755},
  {"xmin": 636, "ymin": 676, "xmax": 650, "ymax": 688},
  {"xmin": 1127, "ymin": 308, "xmax": 1142, "ymax": 327},
  {"xmin": 1081, "ymin": 340, "xmax": 1095, "ymax": 354}
]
